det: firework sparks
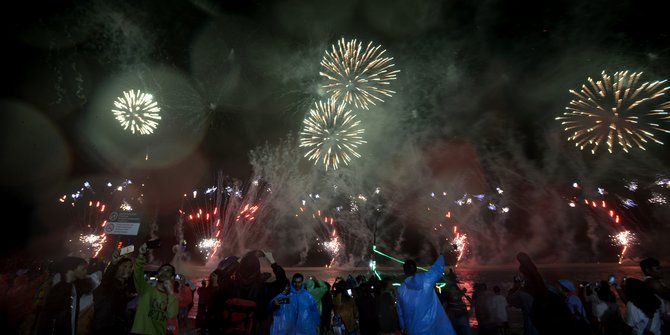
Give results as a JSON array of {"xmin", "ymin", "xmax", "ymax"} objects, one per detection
[
  {"xmin": 298, "ymin": 191, "xmax": 341, "ymax": 266},
  {"xmin": 320, "ymin": 38, "xmax": 400, "ymax": 110},
  {"xmin": 556, "ymin": 71, "xmax": 670, "ymax": 154},
  {"xmin": 78, "ymin": 233, "xmax": 107, "ymax": 256},
  {"xmin": 197, "ymin": 238, "xmax": 221, "ymax": 260},
  {"xmin": 452, "ymin": 226, "xmax": 467, "ymax": 267},
  {"xmin": 182, "ymin": 173, "xmax": 271, "ymax": 261},
  {"xmin": 299, "ymin": 99, "xmax": 366, "ymax": 170},
  {"xmin": 321, "ymin": 236, "xmax": 341, "ymax": 266},
  {"xmin": 648, "ymin": 192, "xmax": 667, "ymax": 204},
  {"xmin": 59, "ymin": 179, "xmax": 143, "ymax": 258},
  {"xmin": 112, "ymin": 89, "xmax": 162, "ymax": 135},
  {"xmin": 611, "ymin": 230, "xmax": 636, "ymax": 264}
]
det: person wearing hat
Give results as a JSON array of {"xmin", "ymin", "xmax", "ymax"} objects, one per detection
[{"xmin": 558, "ymin": 279, "xmax": 590, "ymax": 333}]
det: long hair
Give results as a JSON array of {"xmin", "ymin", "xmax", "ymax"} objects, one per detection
[{"xmin": 97, "ymin": 257, "xmax": 136, "ymax": 294}]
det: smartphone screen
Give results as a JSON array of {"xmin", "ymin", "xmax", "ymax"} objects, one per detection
[
  {"xmin": 119, "ymin": 245, "xmax": 134, "ymax": 256},
  {"xmin": 347, "ymin": 289, "xmax": 352, "ymax": 296},
  {"xmin": 608, "ymin": 274, "xmax": 615, "ymax": 285}
]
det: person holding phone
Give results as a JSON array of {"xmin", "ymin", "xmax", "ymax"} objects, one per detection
[
  {"xmin": 608, "ymin": 274, "xmax": 616, "ymax": 286},
  {"xmin": 130, "ymin": 241, "xmax": 179, "ymax": 335},
  {"xmin": 269, "ymin": 283, "xmax": 296, "ymax": 335},
  {"xmin": 332, "ymin": 279, "xmax": 358, "ymax": 335}
]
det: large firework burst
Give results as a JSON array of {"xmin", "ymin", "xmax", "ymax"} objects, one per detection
[
  {"xmin": 299, "ymin": 99, "xmax": 366, "ymax": 171},
  {"xmin": 112, "ymin": 89, "xmax": 162, "ymax": 135},
  {"xmin": 320, "ymin": 38, "xmax": 400, "ymax": 110},
  {"xmin": 556, "ymin": 71, "xmax": 670, "ymax": 154}
]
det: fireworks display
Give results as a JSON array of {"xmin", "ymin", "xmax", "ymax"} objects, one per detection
[
  {"xmin": 451, "ymin": 226, "xmax": 468, "ymax": 267},
  {"xmin": 112, "ymin": 89, "xmax": 162, "ymax": 135},
  {"xmin": 196, "ymin": 238, "xmax": 221, "ymax": 260},
  {"xmin": 320, "ymin": 38, "xmax": 400, "ymax": 110},
  {"xmin": 556, "ymin": 71, "xmax": 670, "ymax": 154},
  {"xmin": 296, "ymin": 192, "xmax": 341, "ymax": 266},
  {"xmin": 563, "ymin": 178, "xmax": 670, "ymax": 263},
  {"xmin": 611, "ymin": 230, "xmax": 637, "ymax": 264},
  {"xmin": 59, "ymin": 179, "xmax": 141, "ymax": 258},
  {"xmin": 299, "ymin": 99, "xmax": 366, "ymax": 171},
  {"xmin": 181, "ymin": 173, "xmax": 271, "ymax": 262},
  {"xmin": 420, "ymin": 187, "xmax": 511, "ymax": 265}
]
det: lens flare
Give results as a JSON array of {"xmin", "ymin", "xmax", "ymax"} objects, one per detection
[
  {"xmin": 320, "ymin": 38, "xmax": 400, "ymax": 110},
  {"xmin": 556, "ymin": 71, "xmax": 670, "ymax": 154},
  {"xmin": 112, "ymin": 89, "xmax": 162, "ymax": 135}
]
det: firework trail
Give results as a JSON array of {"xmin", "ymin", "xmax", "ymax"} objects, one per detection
[
  {"xmin": 451, "ymin": 226, "xmax": 467, "ymax": 266},
  {"xmin": 299, "ymin": 99, "xmax": 366, "ymax": 171},
  {"xmin": 611, "ymin": 230, "xmax": 637, "ymax": 264},
  {"xmin": 296, "ymin": 193, "xmax": 340, "ymax": 267},
  {"xmin": 251, "ymin": 136, "xmax": 404, "ymax": 266},
  {"xmin": 181, "ymin": 171, "xmax": 273, "ymax": 263},
  {"xmin": 572, "ymin": 174, "xmax": 670, "ymax": 262},
  {"xmin": 112, "ymin": 89, "xmax": 162, "ymax": 135},
  {"xmin": 180, "ymin": 185, "xmax": 221, "ymax": 262},
  {"xmin": 331, "ymin": 180, "xmax": 402, "ymax": 266},
  {"xmin": 556, "ymin": 71, "xmax": 670, "ymax": 154},
  {"xmin": 59, "ymin": 179, "xmax": 139, "ymax": 258},
  {"xmin": 565, "ymin": 181, "xmax": 655, "ymax": 263},
  {"xmin": 320, "ymin": 38, "xmax": 400, "ymax": 110}
]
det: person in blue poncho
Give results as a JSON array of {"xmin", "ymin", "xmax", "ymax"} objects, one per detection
[
  {"xmin": 269, "ymin": 283, "xmax": 297, "ymax": 335},
  {"xmin": 269, "ymin": 273, "xmax": 321, "ymax": 335},
  {"xmin": 396, "ymin": 255, "xmax": 456, "ymax": 335},
  {"xmin": 291, "ymin": 273, "xmax": 321, "ymax": 335}
]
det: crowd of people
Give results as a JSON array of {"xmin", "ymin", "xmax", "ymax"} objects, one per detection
[{"xmin": 1, "ymin": 245, "xmax": 669, "ymax": 335}]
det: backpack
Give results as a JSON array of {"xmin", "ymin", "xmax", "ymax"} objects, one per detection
[{"xmin": 221, "ymin": 285, "xmax": 259, "ymax": 335}]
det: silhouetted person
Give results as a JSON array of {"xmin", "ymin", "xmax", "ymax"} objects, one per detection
[{"xmin": 396, "ymin": 256, "xmax": 456, "ymax": 335}]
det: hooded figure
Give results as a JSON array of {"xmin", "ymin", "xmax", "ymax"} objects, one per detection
[
  {"xmin": 290, "ymin": 274, "xmax": 320, "ymax": 335},
  {"xmin": 396, "ymin": 255, "xmax": 456, "ymax": 335},
  {"xmin": 304, "ymin": 277, "xmax": 328, "ymax": 316},
  {"xmin": 516, "ymin": 252, "xmax": 585, "ymax": 335},
  {"xmin": 217, "ymin": 256, "xmax": 240, "ymax": 278},
  {"xmin": 558, "ymin": 279, "xmax": 589, "ymax": 323},
  {"xmin": 237, "ymin": 252, "xmax": 271, "ymax": 289},
  {"xmin": 269, "ymin": 284, "xmax": 297, "ymax": 335}
]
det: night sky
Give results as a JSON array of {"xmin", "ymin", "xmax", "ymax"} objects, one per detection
[{"xmin": 1, "ymin": 0, "xmax": 669, "ymax": 266}]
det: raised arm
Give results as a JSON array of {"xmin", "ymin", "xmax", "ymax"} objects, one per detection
[
  {"xmin": 133, "ymin": 243, "xmax": 150, "ymax": 293},
  {"xmin": 426, "ymin": 255, "xmax": 445, "ymax": 285}
]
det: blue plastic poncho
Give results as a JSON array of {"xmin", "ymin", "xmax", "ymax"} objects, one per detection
[
  {"xmin": 396, "ymin": 255, "xmax": 456, "ymax": 335},
  {"xmin": 269, "ymin": 291, "xmax": 297, "ymax": 335},
  {"xmin": 291, "ymin": 282, "xmax": 321, "ymax": 335},
  {"xmin": 269, "ymin": 283, "xmax": 321, "ymax": 335}
]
